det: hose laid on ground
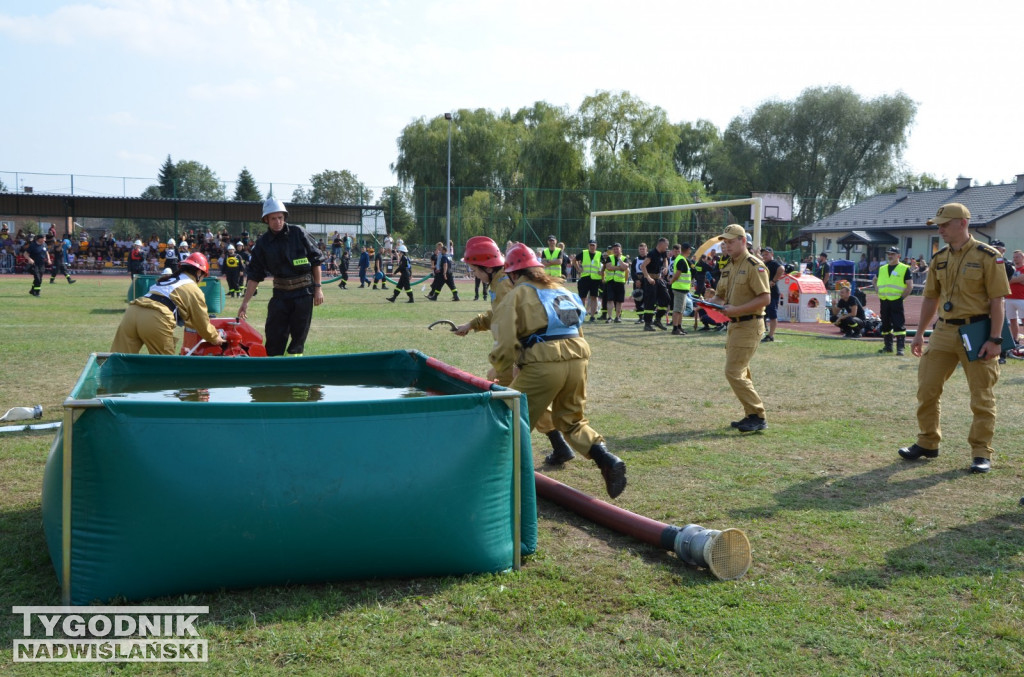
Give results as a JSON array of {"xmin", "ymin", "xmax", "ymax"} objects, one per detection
[{"xmin": 533, "ymin": 472, "xmax": 752, "ymax": 580}]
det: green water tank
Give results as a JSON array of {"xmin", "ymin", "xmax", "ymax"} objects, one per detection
[
  {"xmin": 199, "ymin": 276, "xmax": 225, "ymax": 314},
  {"xmin": 127, "ymin": 275, "xmax": 157, "ymax": 302}
]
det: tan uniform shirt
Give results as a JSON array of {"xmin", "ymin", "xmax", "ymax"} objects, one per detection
[
  {"xmin": 719, "ymin": 254, "xmax": 771, "ymax": 308},
  {"xmin": 924, "ymin": 237, "xmax": 1011, "ymax": 320},
  {"xmin": 468, "ymin": 274, "xmax": 513, "ymax": 332},
  {"xmin": 489, "ymin": 279, "xmax": 590, "ymax": 374},
  {"xmin": 131, "ymin": 276, "xmax": 220, "ymax": 343}
]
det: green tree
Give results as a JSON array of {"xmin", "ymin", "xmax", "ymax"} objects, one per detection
[
  {"xmin": 510, "ymin": 102, "xmax": 588, "ymax": 243},
  {"xmin": 0, "ymin": 177, "xmax": 8, "ymax": 192},
  {"xmin": 377, "ymin": 186, "xmax": 415, "ymax": 241},
  {"xmin": 173, "ymin": 161, "xmax": 226, "ymax": 200},
  {"xmin": 139, "ymin": 159, "xmax": 226, "ymax": 238},
  {"xmin": 874, "ymin": 171, "xmax": 948, "ymax": 194},
  {"xmin": 577, "ymin": 91, "xmax": 705, "ymax": 238},
  {"xmin": 157, "ymin": 155, "xmax": 177, "ymax": 197},
  {"xmin": 292, "ymin": 169, "xmax": 370, "ymax": 204},
  {"xmin": 673, "ymin": 119, "xmax": 720, "ymax": 193},
  {"xmin": 393, "ymin": 109, "xmax": 526, "ymax": 242},
  {"xmin": 709, "ymin": 86, "xmax": 917, "ymax": 224},
  {"xmin": 233, "ymin": 167, "xmax": 262, "ymax": 201}
]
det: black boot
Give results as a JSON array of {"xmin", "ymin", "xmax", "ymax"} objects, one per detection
[
  {"xmin": 878, "ymin": 335, "xmax": 894, "ymax": 354},
  {"xmin": 589, "ymin": 443, "xmax": 626, "ymax": 498},
  {"xmin": 452, "ymin": 291, "xmax": 460, "ymax": 302},
  {"xmin": 543, "ymin": 431, "xmax": 575, "ymax": 465},
  {"xmin": 386, "ymin": 291, "xmax": 399, "ymax": 303},
  {"xmin": 406, "ymin": 292, "xmax": 414, "ymax": 303},
  {"xmin": 896, "ymin": 335, "xmax": 906, "ymax": 356}
]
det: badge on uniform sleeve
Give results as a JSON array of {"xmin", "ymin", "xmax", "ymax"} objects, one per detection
[
  {"xmin": 996, "ymin": 257, "xmax": 1005, "ymax": 264},
  {"xmin": 757, "ymin": 266, "xmax": 765, "ymax": 272}
]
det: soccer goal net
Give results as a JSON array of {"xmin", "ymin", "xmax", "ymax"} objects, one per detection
[{"xmin": 589, "ymin": 197, "xmax": 764, "ymax": 254}]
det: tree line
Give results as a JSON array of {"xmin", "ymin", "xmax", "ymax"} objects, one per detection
[{"xmin": 131, "ymin": 85, "xmax": 938, "ymax": 249}]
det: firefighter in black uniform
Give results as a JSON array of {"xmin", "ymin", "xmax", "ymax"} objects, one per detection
[
  {"xmin": 238, "ymin": 197, "xmax": 325, "ymax": 356},
  {"xmin": 386, "ymin": 244, "xmax": 414, "ymax": 303},
  {"xmin": 220, "ymin": 244, "xmax": 245, "ymax": 297},
  {"xmin": 631, "ymin": 242, "xmax": 647, "ymax": 323},
  {"xmin": 641, "ymin": 237, "xmax": 671, "ymax": 331},
  {"xmin": 127, "ymin": 239, "xmax": 146, "ymax": 280},
  {"xmin": 163, "ymin": 238, "xmax": 180, "ymax": 275},
  {"xmin": 24, "ymin": 233, "xmax": 51, "ymax": 296},
  {"xmin": 49, "ymin": 236, "xmax": 76, "ymax": 285}
]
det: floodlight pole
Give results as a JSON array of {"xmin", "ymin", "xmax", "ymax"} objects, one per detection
[{"xmin": 444, "ymin": 112, "xmax": 453, "ymax": 256}]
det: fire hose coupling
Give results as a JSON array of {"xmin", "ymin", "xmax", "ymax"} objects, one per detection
[
  {"xmin": 671, "ymin": 524, "xmax": 752, "ymax": 581},
  {"xmin": 0, "ymin": 405, "xmax": 43, "ymax": 423}
]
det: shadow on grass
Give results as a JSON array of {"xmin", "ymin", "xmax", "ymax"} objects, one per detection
[
  {"xmin": 730, "ymin": 461, "xmax": 966, "ymax": 519},
  {"xmin": 89, "ymin": 308, "xmax": 126, "ymax": 314},
  {"xmin": 831, "ymin": 510, "xmax": 1024, "ymax": 587},
  {"xmin": 0, "ymin": 506, "xmax": 63, "ymax": 645},
  {"xmin": 0, "ymin": 502, "xmax": 467, "ymax": 637},
  {"xmin": 601, "ymin": 426, "xmax": 745, "ymax": 453}
]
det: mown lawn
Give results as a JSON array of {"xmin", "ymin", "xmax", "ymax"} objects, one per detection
[{"xmin": 1, "ymin": 274, "xmax": 1023, "ymax": 675}]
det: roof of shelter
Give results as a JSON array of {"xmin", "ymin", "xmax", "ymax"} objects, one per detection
[
  {"xmin": 0, "ymin": 193, "xmax": 375, "ymax": 225},
  {"xmin": 836, "ymin": 230, "xmax": 899, "ymax": 246},
  {"xmin": 799, "ymin": 179, "xmax": 1024, "ymax": 234}
]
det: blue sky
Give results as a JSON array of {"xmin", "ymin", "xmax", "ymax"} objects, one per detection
[{"xmin": 2, "ymin": 0, "xmax": 1022, "ymax": 198}]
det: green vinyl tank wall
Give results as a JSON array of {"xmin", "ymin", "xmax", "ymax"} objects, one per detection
[{"xmin": 43, "ymin": 350, "xmax": 536, "ymax": 605}]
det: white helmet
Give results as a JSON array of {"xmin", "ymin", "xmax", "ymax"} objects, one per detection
[
  {"xmin": 167, "ymin": 238, "xmax": 176, "ymax": 246},
  {"xmin": 227, "ymin": 244, "xmax": 236, "ymax": 252},
  {"xmin": 236, "ymin": 241, "xmax": 244, "ymax": 248},
  {"xmin": 133, "ymin": 239, "xmax": 143, "ymax": 247},
  {"xmin": 397, "ymin": 244, "xmax": 408, "ymax": 253},
  {"xmin": 179, "ymin": 241, "xmax": 188, "ymax": 250},
  {"xmin": 262, "ymin": 196, "xmax": 288, "ymax": 220}
]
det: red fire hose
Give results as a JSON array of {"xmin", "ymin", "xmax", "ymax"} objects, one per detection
[{"xmin": 534, "ymin": 472, "xmax": 751, "ymax": 580}]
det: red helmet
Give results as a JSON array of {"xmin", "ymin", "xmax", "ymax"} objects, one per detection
[
  {"xmin": 503, "ymin": 243, "xmax": 543, "ymax": 273},
  {"xmin": 462, "ymin": 236, "xmax": 504, "ymax": 268},
  {"xmin": 180, "ymin": 252, "xmax": 210, "ymax": 275}
]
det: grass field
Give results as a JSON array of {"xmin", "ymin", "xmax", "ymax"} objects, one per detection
[{"xmin": 2, "ymin": 274, "xmax": 1023, "ymax": 675}]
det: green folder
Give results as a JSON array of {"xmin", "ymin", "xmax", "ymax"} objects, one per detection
[{"xmin": 958, "ymin": 319, "xmax": 1015, "ymax": 361}]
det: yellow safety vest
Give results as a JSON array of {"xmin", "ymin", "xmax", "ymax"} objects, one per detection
[
  {"xmin": 580, "ymin": 250, "xmax": 603, "ymax": 280},
  {"xmin": 876, "ymin": 262, "xmax": 909, "ymax": 300},
  {"xmin": 542, "ymin": 248, "xmax": 562, "ymax": 277},
  {"xmin": 605, "ymin": 255, "xmax": 627, "ymax": 283},
  {"xmin": 671, "ymin": 255, "xmax": 692, "ymax": 291}
]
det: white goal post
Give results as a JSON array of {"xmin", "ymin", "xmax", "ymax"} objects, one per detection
[{"xmin": 589, "ymin": 197, "xmax": 763, "ymax": 249}]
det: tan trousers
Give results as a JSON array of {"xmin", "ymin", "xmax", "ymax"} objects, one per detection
[
  {"xmin": 511, "ymin": 359, "xmax": 603, "ymax": 457},
  {"xmin": 916, "ymin": 322, "xmax": 999, "ymax": 458},
  {"xmin": 725, "ymin": 318, "xmax": 766, "ymax": 418},
  {"xmin": 110, "ymin": 305, "xmax": 177, "ymax": 355},
  {"xmin": 496, "ymin": 369, "xmax": 555, "ymax": 435}
]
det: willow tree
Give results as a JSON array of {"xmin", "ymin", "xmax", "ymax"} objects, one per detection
[
  {"xmin": 576, "ymin": 90, "xmax": 705, "ymax": 237},
  {"xmin": 710, "ymin": 86, "xmax": 917, "ymax": 224}
]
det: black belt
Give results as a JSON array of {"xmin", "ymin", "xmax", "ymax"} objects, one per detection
[
  {"xmin": 144, "ymin": 293, "xmax": 178, "ymax": 318},
  {"xmin": 730, "ymin": 315, "xmax": 764, "ymax": 323},
  {"xmin": 939, "ymin": 315, "xmax": 988, "ymax": 326},
  {"xmin": 520, "ymin": 332, "xmax": 579, "ymax": 349}
]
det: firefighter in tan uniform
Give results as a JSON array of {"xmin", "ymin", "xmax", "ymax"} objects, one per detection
[
  {"xmin": 898, "ymin": 203, "xmax": 1010, "ymax": 473},
  {"xmin": 489, "ymin": 243, "xmax": 627, "ymax": 498},
  {"xmin": 708, "ymin": 224, "xmax": 771, "ymax": 432},
  {"xmin": 454, "ymin": 237, "xmax": 579, "ymax": 467},
  {"xmin": 110, "ymin": 253, "xmax": 225, "ymax": 355}
]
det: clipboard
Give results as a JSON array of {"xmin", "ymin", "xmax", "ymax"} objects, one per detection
[{"xmin": 958, "ymin": 318, "xmax": 1015, "ymax": 361}]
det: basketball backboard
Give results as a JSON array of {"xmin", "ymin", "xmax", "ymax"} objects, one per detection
[{"xmin": 751, "ymin": 192, "xmax": 794, "ymax": 222}]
